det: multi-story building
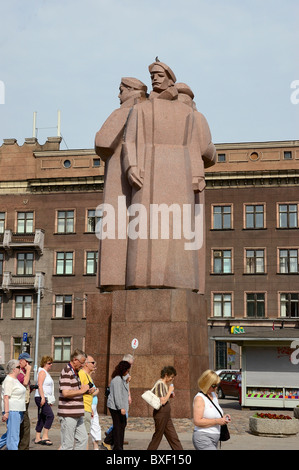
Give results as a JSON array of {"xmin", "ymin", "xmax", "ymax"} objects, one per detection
[
  {"xmin": 205, "ymin": 140, "xmax": 299, "ymax": 380},
  {"xmin": 1, "ymin": 135, "xmax": 298, "ymax": 402},
  {"xmin": 0, "ymin": 136, "xmax": 104, "ymax": 378}
]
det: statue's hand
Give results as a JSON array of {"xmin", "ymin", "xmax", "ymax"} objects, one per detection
[{"xmin": 127, "ymin": 167, "xmax": 143, "ymax": 189}]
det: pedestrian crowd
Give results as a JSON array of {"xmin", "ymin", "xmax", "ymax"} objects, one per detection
[{"xmin": 0, "ymin": 349, "xmax": 231, "ymax": 450}]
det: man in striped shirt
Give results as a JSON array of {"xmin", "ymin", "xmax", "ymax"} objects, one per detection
[{"xmin": 58, "ymin": 349, "xmax": 90, "ymax": 450}]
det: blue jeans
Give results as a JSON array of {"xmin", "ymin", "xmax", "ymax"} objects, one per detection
[{"xmin": 0, "ymin": 411, "xmax": 24, "ymax": 450}]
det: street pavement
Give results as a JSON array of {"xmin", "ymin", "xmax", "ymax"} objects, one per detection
[{"xmin": 1, "ymin": 397, "xmax": 298, "ymax": 452}]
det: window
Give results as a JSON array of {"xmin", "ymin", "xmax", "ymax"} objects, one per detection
[
  {"xmin": 15, "ymin": 295, "xmax": 32, "ymax": 318},
  {"xmin": 245, "ymin": 249, "xmax": 265, "ymax": 274},
  {"xmin": 0, "ymin": 252, "xmax": 4, "ymax": 276},
  {"xmin": 0, "ymin": 213, "xmax": 5, "ymax": 233},
  {"xmin": 12, "ymin": 337, "xmax": 22, "ymax": 360},
  {"xmin": 279, "ymin": 249, "xmax": 298, "ymax": 273},
  {"xmin": 246, "ymin": 293, "xmax": 265, "ymax": 317},
  {"xmin": 86, "ymin": 209, "xmax": 102, "ymax": 233},
  {"xmin": 17, "ymin": 212, "xmax": 34, "ymax": 234},
  {"xmin": 284, "ymin": 151, "xmax": 292, "ymax": 160},
  {"xmin": 17, "ymin": 253, "xmax": 34, "ymax": 275},
  {"xmin": 57, "ymin": 210, "xmax": 75, "ymax": 233},
  {"xmin": 212, "ymin": 250, "xmax": 232, "ymax": 274},
  {"xmin": 56, "ymin": 252, "xmax": 74, "ymax": 275},
  {"xmin": 280, "ymin": 293, "xmax": 299, "ymax": 318},
  {"xmin": 213, "ymin": 293, "xmax": 232, "ymax": 317},
  {"xmin": 278, "ymin": 204, "xmax": 298, "ymax": 228},
  {"xmin": 54, "ymin": 337, "xmax": 71, "ymax": 361},
  {"xmin": 93, "ymin": 158, "xmax": 101, "ymax": 167},
  {"xmin": 86, "ymin": 251, "xmax": 98, "ymax": 275},
  {"xmin": 245, "ymin": 205, "xmax": 264, "ymax": 229},
  {"xmin": 217, "ymin": 153, "xmax": 226, "ymax": 163},
  {"xmin": 55, "ymin": 295, "xmax": 73, "ymax": 318},
  {"xmin": 212, "ymin": 205, "xmax": 232, "ymax": 230}
]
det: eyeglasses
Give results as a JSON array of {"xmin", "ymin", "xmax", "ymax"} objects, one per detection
[
  {"xmin": 211, "ymin": 384, "xmax": 218, "ymax": 389},
  {"xmin": 15, "ymin": 365, "xmax": 21, "ymax": 369},
  {"xmin": 87, "ymin": 361, "xmax": 96, "ymax": 365},
  {"xmin": 47, "ymin": 362, "xmax": 53, "ymax": 365}
]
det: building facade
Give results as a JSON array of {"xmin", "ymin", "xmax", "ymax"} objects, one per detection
[
  {"xmin": 1, "ymin": 136, "xmax": 299, "ymax": 384},
  {"xmin": 205, "ymin": 140, "xmax": 299, "ymax": 372},
  {"xmin": 0, "ymin": 137, "xmax": 104, "ymax": 377}
]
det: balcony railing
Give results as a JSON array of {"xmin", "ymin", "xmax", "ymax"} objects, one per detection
[
  {"xmin": 1, "ymin": 271, "xmax": 44, "ymax": 295},
  {"xmin": 1, "ymin": 229, "xmax": 44, "ymax": 254}
]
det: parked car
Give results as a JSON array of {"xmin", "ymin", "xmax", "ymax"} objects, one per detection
[
  {"xmin": 216, "ymin": 369, "xmax": 239, "ymax": 376},
  {"xmin": 0, "ymin": 365, "xmax": 6, "ymax": 384},
  {"xmin": 217, "ymin": 370, "xmax": 241, "ymax": 399}
]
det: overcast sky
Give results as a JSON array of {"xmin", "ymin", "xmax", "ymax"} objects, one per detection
[{"xmin": 0, "ymin": 0, "xmax": 298, "ymax": 150}]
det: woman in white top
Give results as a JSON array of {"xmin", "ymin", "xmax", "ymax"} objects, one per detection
[
  {"xmin": 193, "ymin": 369, "xmax": 231, "ymax": 450},
  {"xmin": 34, "ymin": 356, "xmax": 55, "ymax": 445},
  {"xmin": 0, "ymin": 359, "xmax": 26, "ymax": 450}
]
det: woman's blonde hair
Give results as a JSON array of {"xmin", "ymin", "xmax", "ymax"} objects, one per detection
[
  {"xmin": 197, "ymin": 369, "xmax": 220, "ymax": 394},
  {"xmin": 40, "ymin": 356, "xmax": 53, "ymax": 367}
]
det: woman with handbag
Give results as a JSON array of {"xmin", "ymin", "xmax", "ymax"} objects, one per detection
[
  {"xmin": 147, "ymin": 366, "xmax": 183, "ymax": 450},
  {"xmin": 193, "ymin": 369, "xmax": 231, "ymax": 450}
]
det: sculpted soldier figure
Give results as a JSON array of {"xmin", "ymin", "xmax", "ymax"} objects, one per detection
[
  {"xmin": 95, "ymin": 77, "xmax": 147, "ymax": 289},
  {"xmin": 95, "ymin": 61, "xmax": 216, "ymax": 293}
]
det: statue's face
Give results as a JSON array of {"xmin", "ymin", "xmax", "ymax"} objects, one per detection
[
  {"xmin": 118, "ymin": 84, "xmax": 132, "ymax": 104},
  {"xmin": 150, "ymin": 65, "xmax": 170, "ymax": 92}
]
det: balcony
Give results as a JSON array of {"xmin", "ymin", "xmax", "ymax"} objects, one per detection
[
  {"xmin": 0, "ymin": 229, "xmax": 44, "ymax": 254},
  {"xmin": 1, "ymin": 271, "xmax": 44, "ymax": 296}
]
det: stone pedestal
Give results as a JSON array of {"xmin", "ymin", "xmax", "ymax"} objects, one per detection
[{"xmin": 85, "ymin": 288, "xmax": 208, "ymax": 418}]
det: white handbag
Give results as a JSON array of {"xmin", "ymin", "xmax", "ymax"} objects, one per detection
[{"xmin": 141, "ymin": 387, "xmax": 161, "ymax": 410}]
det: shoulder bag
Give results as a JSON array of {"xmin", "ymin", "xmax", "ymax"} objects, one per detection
[
  {"xmin": 204, "ymin": 394, "xmax": 230, "ymax": 442},
  {"xmin": 141, "ymin": 382, "xmax": 162, "ymax": 410}
]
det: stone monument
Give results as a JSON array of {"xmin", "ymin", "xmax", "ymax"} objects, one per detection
[{"xmin": 86, "ymin": 60, "xmax": 216, "ymax": 418}]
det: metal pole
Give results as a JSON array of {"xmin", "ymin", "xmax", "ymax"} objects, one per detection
[
  {"xmin": 32, "ymin": 112, "xmax": 37, "ymax": 138},
  {"xmin": 57, "ymin": 110, "xmax": 61, "ymax": 137},
  {"xmin": 34, "ymin": 273, "xmax": 42, "ymax": 381}
]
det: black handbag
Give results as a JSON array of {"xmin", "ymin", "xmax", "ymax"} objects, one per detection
[{"xmin": 204, "ymin": 394, "xmax": 230, "ymax": 442}]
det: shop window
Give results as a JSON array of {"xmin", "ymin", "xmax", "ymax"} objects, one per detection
[
  {"xmin": 54, "ymin": 337, "xmax": 71, "ymax": 361},
  {"xmin": 245, "ymin": 204, "xmax": 265, "ymax": 229},
  {"xmin": 56, "ymin": 210, "xmax": 75, "ymax": 233},
  {"xmin": 215, "ymin": 341, "xmax": 227, "ymax": 370},
  {"xmin": 246, "ymin": 293, "xmax": 265, "ymax": 317},
  {"xmin": 212, "ymin": 205, "xmax": 232, "ymax": 230},
  {"xmin": 279, "ymin": 249, "xmax": 298, "ymax": 273},
  {"xmin": 213, "ymin": 293, "xmax": 232, "ymax": 317},
  {"xmin": 278, "ymin": 204, "xmax": 298, "ymax": 228},
  {"xmin": 280, "ymin": 293, "xmax": 299, "ymax": 318},
  {"xmin": 212, "ymin": 250, "xmax": 232, "ymax": 274},
  {"xmin": 245, "ymin": 249, "xmax": 265, "ymax": 274}
]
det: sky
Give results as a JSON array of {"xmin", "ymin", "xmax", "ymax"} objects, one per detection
[{"xmin": 0, "ymin": 0, "xmax": 298, "ymax": 150}]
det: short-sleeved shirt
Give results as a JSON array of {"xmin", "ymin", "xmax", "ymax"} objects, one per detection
[
  {"xmin": 58, "ymin": 363, "xmax": 84, "ymax": 418},
  {"xmin": 78, "ymin": 370, "xmax": 93, "ymax": 413},
  {"xmin": 152, "ymin": 380, "xmax": 169, "ymax": 404},
  {"xmin": 1, "ymin": 375, "xmax": 26, "ymax": 412}
]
